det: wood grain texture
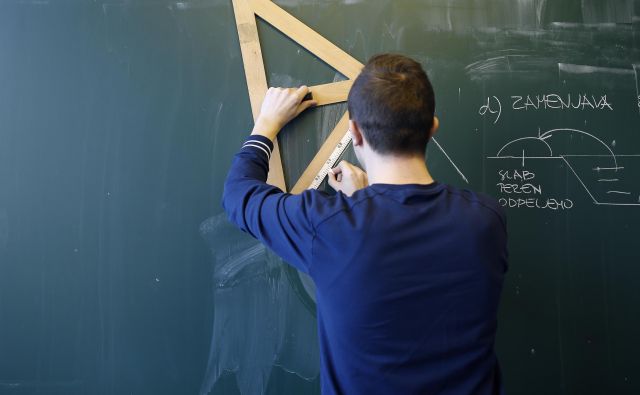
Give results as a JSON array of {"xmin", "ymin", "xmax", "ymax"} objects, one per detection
[
  {"xmin": 231, "ymin": 0, "xmax": 267, "ymax": 116},
  {"xmin": 232, "ymin": 0, "xmax": 287, "ymax": 191},
  {"xmin": 309, "ymin": 80, "xmax": 353, "ymax": 107},
  {"xmin": 249, "ymin": 0, "xmax": 363, "ymax": 79},
  {"xmin": 290, "ymin": 111, "xmax": 350, "ymax": 194}
]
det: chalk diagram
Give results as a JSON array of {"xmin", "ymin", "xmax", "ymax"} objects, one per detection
[{"xmin": 487, "ymin": 128, "xmax": 640, "ymax": 206}]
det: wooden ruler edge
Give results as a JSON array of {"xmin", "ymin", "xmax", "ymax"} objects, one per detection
[
  {"xmin": 232, "ymin": 0, "xmax": 287, "ymax": 191},
  {"xmin": 291, "ymin": 112, "xmax": 351, "ymax": 194}
]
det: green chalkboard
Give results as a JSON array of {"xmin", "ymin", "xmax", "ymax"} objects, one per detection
[{"xmin": 0, "ymin": 1, "xmax": 639, "ymax": 394}]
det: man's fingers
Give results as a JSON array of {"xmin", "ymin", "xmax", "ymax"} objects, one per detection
[
  {"xmin": 259, "ymin": 85, "xmax": 316, "ymax": 130},
  {"xmin": 294, "ymin": 85, "xmax": 310, "ymax": 101},
  {"xmin": 337, "ymin": 160, "xmax": 355, "ymax": 175},
  {"xmin": 327, "ymin": 169, "xmax": 339, "ymax": 189},
  {"xmin": 295, "ymin": 99, "xmax": 318, "ymax": 116}
]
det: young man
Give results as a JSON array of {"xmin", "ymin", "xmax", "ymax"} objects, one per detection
[{"xmin": 223, "ymin": 54, "xmax": 508, "ymax": 395}]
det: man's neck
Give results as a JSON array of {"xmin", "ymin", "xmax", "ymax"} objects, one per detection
[{"xmin": 365, "ymin": 153, "xmax": 434, "ymax": 186}]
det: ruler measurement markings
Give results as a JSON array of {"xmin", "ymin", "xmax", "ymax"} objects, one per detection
[{"xmin": 308, "ymin": 132, "xmax": 353, "ymax": 190}]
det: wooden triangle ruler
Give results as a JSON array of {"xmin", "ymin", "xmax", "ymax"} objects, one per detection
[{"xmin": 232, "ymin": 0, "xmax": 363, "ymax": 193}]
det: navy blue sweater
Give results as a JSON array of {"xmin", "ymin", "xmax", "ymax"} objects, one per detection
[{"xmin": 222, "ymin": 135, "xmax": 508, "ymax": 395}]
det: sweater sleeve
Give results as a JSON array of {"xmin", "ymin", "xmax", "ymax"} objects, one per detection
[{"xmin": 221, "ymin": 134, "xmax": 315, "ymax": 273}]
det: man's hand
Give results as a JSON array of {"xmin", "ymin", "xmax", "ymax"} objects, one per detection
[
  {"xmin": 327, "ymin": 160, "xmax": 368, "ymax": 197},
  {"xmin": 251, "ymin": 86, "xmax": 317, "ymax": 140}
]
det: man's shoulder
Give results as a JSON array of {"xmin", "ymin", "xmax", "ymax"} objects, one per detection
[
  {"xmin": 442, "ymin": 184, "xmax": 507, "ymax": 230},
  {"xmin": 295, "ymin": 187, "xmax": 381, "ymax": 229}
]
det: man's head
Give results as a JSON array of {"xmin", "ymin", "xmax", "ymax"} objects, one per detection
[{"xmin": 347, "ymin": 54, "xmax": 437, "ymax": 162}]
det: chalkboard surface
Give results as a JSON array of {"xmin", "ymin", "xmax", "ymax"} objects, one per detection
[{"xmin": 0, "ymin": 1, "xmax": 639, "ymax": 394}]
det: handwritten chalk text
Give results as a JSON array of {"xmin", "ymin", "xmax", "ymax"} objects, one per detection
[
  {"xmin": 478, "ymin": 96, "xmax": 502, "ymax": 124},
  {"xmin": 479, "ymin": 93, "xmax": 614, "ymax": 124},
  {"xmin": 495, "ymin": 169, "xmax": 573, "ymax": 210},
  {"xmin": 511, "ymin": 94, "xmax": 613, "ymax": 111},
  {"xmin": 498, "ymin": 197, "xmax": 574, "ymax": 210}
]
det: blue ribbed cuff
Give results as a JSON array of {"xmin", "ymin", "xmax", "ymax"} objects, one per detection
[{"xmin": 241, "ymin": 135, "xmax": 274, "ymax": 160}]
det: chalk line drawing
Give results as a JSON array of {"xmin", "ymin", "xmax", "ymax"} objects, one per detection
[
  {"xmin": 432, "ymin": 138, "xmax": 469, "ymax": 184},
  {"xmin": 488, "ymin": 128, "xmax": 640, "ymax": 206},
  {"xmin": 540, "ymin": 128, "xmax": 618, "ymax": 168},
  {"xmin": 199, "ymin": 214, "xmax": 320, "ymax": 395}
]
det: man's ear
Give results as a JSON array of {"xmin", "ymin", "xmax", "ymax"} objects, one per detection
[
  {"xmin": 349, "ymin": 120, "xmax": 364, "ymax": 147},
  {"xmin": 429, "ymin": 116, "xmax": 440, "ymax": 138}
]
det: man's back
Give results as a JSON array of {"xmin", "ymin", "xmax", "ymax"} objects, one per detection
[
  {"xmin": 307, "ymin": 182, "xmax": 507, "ymax": 394},
  {"xmin": 222, "ymin": 53, "xmax": 508, "ymax": 395}
]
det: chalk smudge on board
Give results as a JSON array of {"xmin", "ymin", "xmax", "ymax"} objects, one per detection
[
  {"xmin": 580, "ymin": 0, "xmax": 634, "ymax": 24},
  {"xmin": 199, "ymin": 214, "xmax": 319, "ymax": 395},
  {"xmin": 465, "ymin": 51, "xmax": 555, "ymax": 81},
  {"xmin": 558, "ymin": 63, "xmax": 634, "ymax": 76},
  {"xmin": 412, "ymin": 0, "xmax": 546, "ymax": 31},
  {"xmin": 275, "ymin": 0, "xmax": 366, "ymax": 7}
]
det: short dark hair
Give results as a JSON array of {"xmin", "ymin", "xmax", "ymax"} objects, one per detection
[{"xmin": 347, "ymin": 54, "xmax": 435, "ymax": 156}]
